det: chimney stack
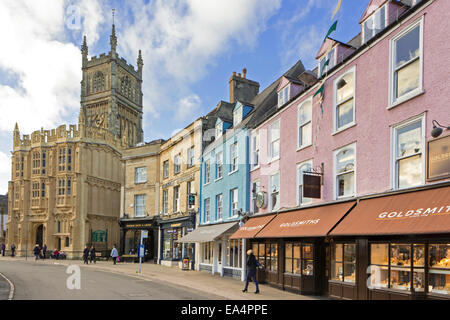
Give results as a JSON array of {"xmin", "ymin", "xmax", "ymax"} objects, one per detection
[{"xmin": 228, "ymin": 68, "xmax": 260, "ymax": 104}]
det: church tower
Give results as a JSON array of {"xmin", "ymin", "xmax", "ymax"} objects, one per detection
[{"xmin": 79, "ymin": 19, "xmax": 144, "ymax": 148}]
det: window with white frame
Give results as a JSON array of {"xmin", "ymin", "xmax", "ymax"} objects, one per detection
[
  {"xmin": 201, "ymin": 242, "xmax": 213, "ymax": 264},
  {"xmin": 297, "ymin": 160, "xmax": 313, "ymax": 205},
  {"xmin": 391, "ymin": 20, "xmax": 422, "ymax": 105},
  {"xmin": 363, "ymin": 5, "xmax": 386, "ymax": 44},
  {"xmin": 251, "ymin": 181, "xmax": 260, "ymax": 214},
  {"xmin": 173, "ymin": 186, "xmax": 180, "ymax": 212},
  {"xmin": 335, "ymin": 144, "xmax": 356, "ymax": 199},
  {"xmin": 134, "ymin": 194, "xmax": 146, "ymax": 217},
  {"xmin": 163, "ymin": 160, "xmax": 169, "ymax": 179},
  {"xmin": 278, "ymin": 85, "xmax": 290, "ymax": 107},
  {"xmin": 174, "ymin": 154, "xmax": 181, "ymax": 174},
  {"xmin": 230, "ymin": 189, "xmax": 238, "ymax": 216},
  {"xmin": 216, "ymin": 194, "xmax": 223, "ymax": 220},
  {"xmin": 392, "ymin": 117, "xmax": 424, "ymax": 189},
  {"xmin": 335, "ymin": 69, "xmax": 355, "ymax": 131},
  {"xmin": 270, "ymin": 173, "xmax": 280, "ymax": 211},
  {"xmin": 135, "ymin": 167, "xmax": 147, "ymax": 183},
  {"xmin": 319, "ymin": 47, "xmax": 335, "ymax": 76},
  {"xmin": 298, "ymin": 100, "xmax": 312, "ymax": 148},
  {"xmin": 230, "ymin": 142, "xmax": 238, "ymax": 172},
  {"xmin": 162, "ymin": 190, "xmax": 168, "ymax": 214},
  {"xmin": 233, "ymin": 108, "xmax": 242, "ymax": 126},
  {"xmin": 216, "ymin": 152, "xmax": 223, "ymax": 179},
  {"xmin": 251, "ymin": 133, "xmax": 259, "ymax": 169},
  {"xmin": 205, "ymin": 160, "xmax": 211, "ymax": 184},
  {"xmin": 204, "ymin": 198, "xmax": 211, "ymax": 222},
  {"xmin": 270, "ymin": 120, "xmax": 280, "ymax": 161},
  {"xmin": 187, "ymin": 147, "xmax": 195, "ymax": 168}
]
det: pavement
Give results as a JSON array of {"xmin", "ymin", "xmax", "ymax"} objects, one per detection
[{"xmin": 0, "ymin": 256, "xmax": 325, "ymax": 300}]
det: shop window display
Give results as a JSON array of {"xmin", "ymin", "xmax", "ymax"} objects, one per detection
[
  {"xmin": 202, "ymin": 242, "xmax": 213, "ymax": 264},
  {"xmin": 163, "ymin": 228, "xmax": 183, "ymax": 260},
  {"xmin": 331, "ymin": 243, "xmax": 356, "ymax": 283},
  {"xmin": 302, "ymin": 244, "xmax": 314, "ymax": 276},
  {"xmin": 284, "ymin": 243, "xmax": 301, "ymax": 275},
  {"xmin": 429, "ymin": 244, "xmax": 450, "ymax": 295}
]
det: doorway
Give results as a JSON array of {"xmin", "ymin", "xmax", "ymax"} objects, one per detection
[{"xmin": 35, "ymin": 225, "xmax": 43, "ymax": 247}]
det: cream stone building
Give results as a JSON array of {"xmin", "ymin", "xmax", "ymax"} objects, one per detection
[
  {"xmin": 6, "ymin": 24, "xmax": 144, "ymax": 258},
  {"xmin": 119, "ymin": 140, "xmax": 163, "ymax": 262}
]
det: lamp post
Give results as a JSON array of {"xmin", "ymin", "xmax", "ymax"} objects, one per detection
[{"xmin": 431, "ymin": 120, "xmax": 450, "ymax": 138}]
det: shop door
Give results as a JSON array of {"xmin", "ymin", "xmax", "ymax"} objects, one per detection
[
  {"xmin": 264, "ymin": 242, "xmax": 280, "ymax": 285},
  {"xmin": 35, "ymin": 225, "xmax": 43, "ymax": 247}
]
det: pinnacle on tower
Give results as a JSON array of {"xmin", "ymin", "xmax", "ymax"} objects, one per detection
[
  {"xmin": 110, "ymin": 9, "xmax": 117, "ymax": 53},
  {"xmin": 137, "ymin": 50, "xmax": 143, "ymax": 73},
  {"xmin": 81, "ymin": 35, "xmax": 88, "ymax": 55}
]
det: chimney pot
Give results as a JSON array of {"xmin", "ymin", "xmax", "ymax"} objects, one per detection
[{"xmin": 242, "ymin": 68, "xmax": 247, "ymax": 79}]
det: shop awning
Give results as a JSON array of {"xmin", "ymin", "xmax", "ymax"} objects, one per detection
[
  {"xmin": 255, "ymin": 201, "xmax": 356, "ymax": 238},
  {"xmin": 330, "ymin": 186, "xmax": 450, "ymax": 236},
  {"xmin": 229, "ymin": 214, "xmax": 277, "ymax": 239},
  {"xmin": 177, "ymin": 222, "xmax": 239, "ymax": 243}
]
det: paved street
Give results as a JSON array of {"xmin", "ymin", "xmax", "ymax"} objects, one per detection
[
  {"xmin": 0, "ymin": 259, "xmax": 223, "ymax": 300},
  {"xmin": 0, "ymin": 257, "xmax": 323, "ymax": 300}
]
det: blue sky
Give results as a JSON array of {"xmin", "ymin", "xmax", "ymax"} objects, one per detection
[{"xmin": 0, "ymin": 0, "xmax": 369, "ymax": 194}]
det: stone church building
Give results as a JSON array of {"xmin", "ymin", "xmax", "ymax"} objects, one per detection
[{"xmin": 6, "ymin": 24, "xmax": 143, "ymax": 258}]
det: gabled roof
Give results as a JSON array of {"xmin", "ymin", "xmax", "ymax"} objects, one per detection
[
  {"xmin": 315, "ymin": 38, "xmax": 337, "ymax": 59},
  {"xmin": 359, "ymin": 0, "xmax": 390, "ymax": 23}
]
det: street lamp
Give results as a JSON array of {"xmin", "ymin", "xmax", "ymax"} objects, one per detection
[{"xmin": 431, "ymin": 120, "xmax": 450, "ymax": 138}]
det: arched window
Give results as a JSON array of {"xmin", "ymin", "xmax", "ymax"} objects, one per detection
[
  {"xmin": 121, "ymin": 76, "xmax": 131, "ymax": 98},
  {"xmin": 92, "ymin": 72, "xmax": 105, "ymax": 93},
  {"xmin": 334, "ymin": 144, "xmax": 356, "ymax": 199}
]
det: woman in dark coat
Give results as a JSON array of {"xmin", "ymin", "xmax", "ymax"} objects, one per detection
[
  {"xmin": 89, "ymin": 246, "xmax": 96, "ymax": 264},
  {"xmin": 242, "ymin": 249, "xmax": 260, "ymax": 294}
]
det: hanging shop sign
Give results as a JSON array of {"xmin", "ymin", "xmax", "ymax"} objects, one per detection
[
  {"xmin": 427, "ymin": 135, "xmax": 450, "ymax": 181},
  {"xmin": 303, "ymin": 174, "xmax": 322, "ymax": 199},
  {"xmin": 256, "ymin": 191, "xmax": 267, "ymax": 209}
]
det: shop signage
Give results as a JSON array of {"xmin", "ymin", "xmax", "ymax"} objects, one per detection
[
  {"xmin": 171, "ymin": 223, "xmax": 182, "ymax": 227},
  {"xmin": 186, "ymin": 228, "xmax": 194, "ymax": 233},
  {"xmin": 127, "ymin": 223, "xmax": 152, "ymax": 229},
  {"xmin": 162, "ymin": 181, "xmax": 174, "ymax": 189},
  {"xmin": 188, "ymin": 194, "xmax": 196, "ymax": 206},
  {"xmin": 427, "ymin": 135, "xmax": 450, "ymax": 181},
  {"xmin": 280, "ymin": 219, "xmax": 320, "ymax": 227},
  {"xmin": 91, "ymin": 230, "xmax": 107, "ymax": 242},
  {"xmin": 256, "ymin": 192, "xmax": 267, "ymax": 209},
  {"xmin": 303, "ymin": 174, "xmax": 321, "ymax": 199},
  {"xmin": 166, "ymin": 229, "xmax": 178, "ymax": 233},
  {"xmin": 141, "ymin": 230, "xmax": 148, "ymax": 239},
  {"xmin": 138, "ymin": 244, "xmax": 145, "ymax": 258},
  {"xmin": 240, "ymin": 224, "xmax": 265, "ymax": 232},
  {"xmin": 377, "ymin": 205, "xmax": 450, "ymax": 220}
]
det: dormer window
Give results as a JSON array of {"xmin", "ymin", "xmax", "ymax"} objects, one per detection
[
  {"xmin": 215, "ymin": 122, "xmax": 223, "ymax": 139},
  {"xmin": 278, "ymin": 85, "xmax": 290, "ymax": 107},
  {"xmin": 319, "ymin": 48, "xmax": 335, "ymax": 76},
  {"xmin": 363, "ymin": 5, "xmax": 386, "ymax": 44},
  {"xmin": 233, "ymin": 107, "xmax": 242, "ymax": 126}
]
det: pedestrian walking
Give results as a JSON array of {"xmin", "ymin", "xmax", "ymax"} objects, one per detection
[
  {"xmin": 33, "ymin": 244, "xmax": 41, "ymax": 261},
  {"xmin": 110, "ymin": 245, "xmax": 119, "ymax": 265},
  {"xmin": 89, "ymin": 245, "xmax": 96, "ymax": 264},
  {"xmin": 1, "ymin": 243, "xmax": 5, "ymax": 257},
  {"xmin": 11, "ymin": 244, "xmax": 16, "ymax": 257},
  {"xmin": 242, "ymin": 249, "xmax": 260, "ymax": 294},
  {"xmin": 83, "ymin": 245, "xmax": 89, "ymax": 264},
  {"xmin": 42, "ymin": 244, "xmax": 47, "ymax": 259}
]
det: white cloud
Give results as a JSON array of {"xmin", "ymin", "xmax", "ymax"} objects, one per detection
[
  {"xmin": 175, "ymin": 95, "xmax": 202, "ymax": 122},
  {"xmin": 0, "ymin": 151, "xmax": 10, "ymax": 194}
]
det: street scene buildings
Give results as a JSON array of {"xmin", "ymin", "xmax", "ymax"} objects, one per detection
[{"xmin": 1, "ymin": 0, "xmax": 449, "ymax": 300}]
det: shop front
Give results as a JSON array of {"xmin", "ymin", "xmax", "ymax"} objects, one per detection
[
  {"xmin": 178, "ymin": 221, "xmax": 241, "ymax": 278},
  {"xmin": 236, "ymin": 201, "xmax": 356, "ymax": 296},
  {"xmin": 329, "ymin": 184, "xmax": 450, "ymax": 300},
  {"xmin": 119, "ymin": 218, "xmax": 157, "ymax": 262},
  {"xmin": 159, "ymin": 215, "xmax": 196, "ymax": 268}
]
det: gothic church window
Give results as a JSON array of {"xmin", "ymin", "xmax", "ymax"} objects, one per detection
[{"xmin": 92, "ymin": 71, "xmax": 105, "ymax": 93}]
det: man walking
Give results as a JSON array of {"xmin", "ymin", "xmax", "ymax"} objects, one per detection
[
  {"xmin": 1, "ymin": 243, "xmax": 5, "ymax": 257},
  {"xmin": 89, "ymin": 245, "xmax": 96, "ymax": 264},
  {"xmin": 33, "ymin": 244, "xmax": 41, "ymax": 261},
  {"xmin": 83, "ymin": 245, "xmax": 89, "ymax": 265},
  {"xmin": 42, "ymin": 244, "xmax": 47, "ymax": 259},
  {"xmin": 110, "ymin": 245, "xmax": 119, "ymax": 265},
  {"xmin": 11, "ymin": 244, "xmax": 16, "ymax": 257},
  {"xmin": 242, "ymin": 249, "xmax": 260, "ymax": 294}
]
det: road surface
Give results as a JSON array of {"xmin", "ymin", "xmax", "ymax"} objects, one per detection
[{"xmin": 0, "ymin": 259, "xmax": 224, "ymax": 300}]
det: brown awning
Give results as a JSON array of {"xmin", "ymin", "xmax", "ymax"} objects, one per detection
[
  {"xmin": 229, "ymin": 214, "xmax": 276, "ymax": 240},
  {"xmin": 330, "ymin": 186, "xmax": 450, "ymax": 236},
  {"xmin": 255, "ymin": 202, "xmax": 356, "ymax": 238}
]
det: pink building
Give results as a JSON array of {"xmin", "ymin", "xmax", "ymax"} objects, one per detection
[{"xmin": 235, "ymin": 0, "xmax": 450, "ymax": 299}]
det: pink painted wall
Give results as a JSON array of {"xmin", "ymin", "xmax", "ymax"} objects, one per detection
[{"xmin": 250, "ymin": 0, "xmax": 450, "ymax": 215}]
